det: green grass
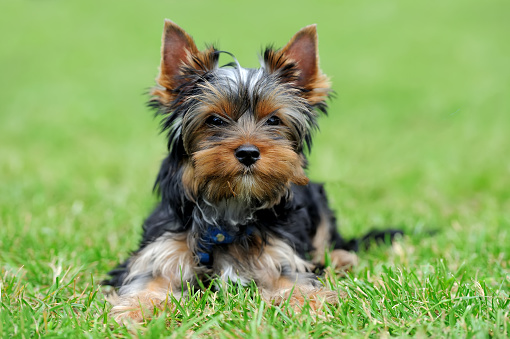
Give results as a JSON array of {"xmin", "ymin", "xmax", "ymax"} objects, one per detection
[{"xmin": 1, "ymin": 0, "xmax": 509, "ymax": 337}]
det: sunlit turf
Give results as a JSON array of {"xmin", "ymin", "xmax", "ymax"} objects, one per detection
[{"xmin": 1, "ymin": 0, "xmax": 509, "ymax": 337}]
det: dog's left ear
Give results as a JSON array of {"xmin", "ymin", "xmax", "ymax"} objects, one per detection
[
  {"xmin": 264, "ymin": 25, "xmax": 330, "ymax": 106},
  {"xmin": 157, "ymin": 19, "xmax": 200, "ymax": 91}
]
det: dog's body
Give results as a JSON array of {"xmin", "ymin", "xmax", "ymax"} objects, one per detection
[{"xmin": 104, "ymin": 20, "xmax": 398, "ymax": 323}]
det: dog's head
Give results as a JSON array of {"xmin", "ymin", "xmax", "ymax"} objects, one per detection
[{"xmin": 151, "ymin": 20, "xmax": 330, "ymax": 208}]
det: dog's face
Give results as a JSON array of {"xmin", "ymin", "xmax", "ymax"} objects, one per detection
[{"xmin": 151, "ymin": 21, "xmax": 330, "ymax": 208}]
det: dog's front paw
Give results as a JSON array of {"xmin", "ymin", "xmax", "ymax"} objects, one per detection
[
  {"xmin": 264, "ymin": 285, "xmax": 340, "ymax": 312},
  {"xmin": 329, "ymin": 249, "xmax": 358, "ymax": 271},
  {"xmin": 108, "ymin": 292, "xmax": 170, "ymax": 325},
  {"xmin": 111, "ymin": 305, "xmax": 146, "ymax": 325}
]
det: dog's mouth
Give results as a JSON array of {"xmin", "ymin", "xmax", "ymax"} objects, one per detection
[
  {"xmin": 191, "ymin": 168, "xmax": 294, "ymax": 206},
  {"xmin": 240, "ymin": 165, "xmax": 257, "ymax": 175},
  {"xmin": 184, "ymin": 141, "xmax": 309, "ymax": 204}
]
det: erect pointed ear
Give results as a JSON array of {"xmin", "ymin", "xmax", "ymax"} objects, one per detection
[
  {"xmin": 280, "ymin": 24, "xmax": 320, "ymax": 88},
  {"xmin": 264, "ymin": 24, "xmax": 330, "ymax": 106},
  {"xmin": 153, "ymin": 20, "xmax": 217, "ymax": 102},
  {"xmin": 158, "ymin": 20, "xmax": 199, "ymax": 88}
]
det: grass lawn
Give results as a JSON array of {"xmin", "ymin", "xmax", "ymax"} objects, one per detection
[{"xmin": 1, "ymin": 0, "xmax": 509, "ymax": 337}]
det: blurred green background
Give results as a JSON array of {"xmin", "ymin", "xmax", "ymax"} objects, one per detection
[
  {"xmin": 1, "ymin": 0, "xmax": 509, "ymax": 336},
  {"xmin": 1, "ymin": 0, "xmax": 509, "ymax": 282}
]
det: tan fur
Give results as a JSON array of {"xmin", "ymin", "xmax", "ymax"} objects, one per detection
[
  {"xmin": 213, "ymin": 237, "xmax": 339, "ymax": 311},
  {"xmin": 311, "ymin": 214, "xmax": 331, "ymax": 264},
  {"xmin": 184, "ymin": 124, "xmax": 308, "ymax": 204},
  {"xmin": 151, "ymin": 20, "xmax": 217, "ymax": 104},
  {"xmin": 109, "ymin": 285, "xmax": 172, "ymax": 324},
  {"xmin": 110, "ymin": 234, "xmax": 343, "ymax": 323},
  {"xmin": 311, "ymin": 214, "xmax": 358, "ymax": 270},
  {"xmin": 329, "ymin": 249, "xmax": 358, "ymax": 270},
  {"xmin": 125, "ymin": 233, "xmax": 195, "ymax": 282},
  {"xmin": 264, "ymin": 25, "xmax": 331, "ymax": 106},
  {"xmin": 263, "ymin": 281, "xmax": 339, "ymax": 312},
  {"xmin": 110, "ymin": 234, "xmax": 197, "ymax": 323},
  {"xmin": 214, "ymin": 237, "xmax": 311, "ymax": 284}
]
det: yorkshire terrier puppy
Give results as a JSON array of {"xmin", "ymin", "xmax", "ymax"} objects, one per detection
[{"xmin": 104, "ymin": 20, "xmax": 400, "ymax": 323}]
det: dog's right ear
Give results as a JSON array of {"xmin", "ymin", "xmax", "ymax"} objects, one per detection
[
  {"xmin": 153, "ymin": 20, "xmax": 217, "ymax": 102},
  {"xmin": 158, "ymin": 20, "xmax": 199, "ymax": 90}
]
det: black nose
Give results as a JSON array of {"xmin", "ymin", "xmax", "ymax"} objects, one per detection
[{"xmin": 235, "ymin": 144, "xmax": 260, "ymax": 166}]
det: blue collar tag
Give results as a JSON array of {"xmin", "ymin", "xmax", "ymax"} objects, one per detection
[{"xmin": 196, "ymin": 225, "xmax": 254, "ymax": 266}]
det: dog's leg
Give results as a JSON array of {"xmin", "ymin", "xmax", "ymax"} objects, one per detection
[
  {"xmin": 257, "ymin": 239, "xmax": 340, "ymax": 310},
  {"xmin": 109, "ymin": 233, "xmax": 196, "ymax": 323},
  {"xmin": 311, "ymin": 212, "xmax": 358, "ymax": 271},
  {"xmin": 264, "ymin": 273, "xmax": 339, "ymax": 311},
  {"xmin": 219, "ymin": 238, "xmax": 339, "ymax": 311},
  {"xmin": 303, "ymin": 184, "xmax": 358, "ymax": 271}
]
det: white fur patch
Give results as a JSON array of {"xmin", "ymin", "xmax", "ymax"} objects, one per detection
[{"xmin": 123, "ymin": 233, "xmax": 195, "ymax": 290}]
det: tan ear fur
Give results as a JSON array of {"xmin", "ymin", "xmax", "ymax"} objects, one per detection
[
  {"xmin": 158, "ymin": 19, "xmax": 199, "ymax": 90},
  {"xmin": 279, "ymin": 25, "xmax": 319, "ymax": 88},
  {"xmin": 266, "ymin": 25, "xmax": 331, "ymax": 106},
  {"xmin": 152, "ymin": 20, "xmax": 216, "ymax": 104}
]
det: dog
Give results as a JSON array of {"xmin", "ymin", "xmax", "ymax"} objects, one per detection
[{"xmin": 104, "ymin": 20, "xmax": 401, "ymax": 323}]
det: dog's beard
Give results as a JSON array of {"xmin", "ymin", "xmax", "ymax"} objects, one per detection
[{"xmin": 182, "ymin": 140, "xmax": 309, "ymax": 208}]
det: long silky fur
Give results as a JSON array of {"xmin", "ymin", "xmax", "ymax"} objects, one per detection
[{"xmin": 104, "ymin": 23, "xmax": 402, "ymax": 323}]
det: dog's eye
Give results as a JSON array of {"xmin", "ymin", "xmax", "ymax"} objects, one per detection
[
  {"xmin": 205, "ymin": 116, "xmax": 227, "ymax": 126},
  {"xmin": 266, "ymin": 116, "xmax": 281, "ymax": 126}
]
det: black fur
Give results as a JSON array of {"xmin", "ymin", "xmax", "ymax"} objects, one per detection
[{"xmin": 104, "ymin": 173, "xmax": 399, "ymax": 288}]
